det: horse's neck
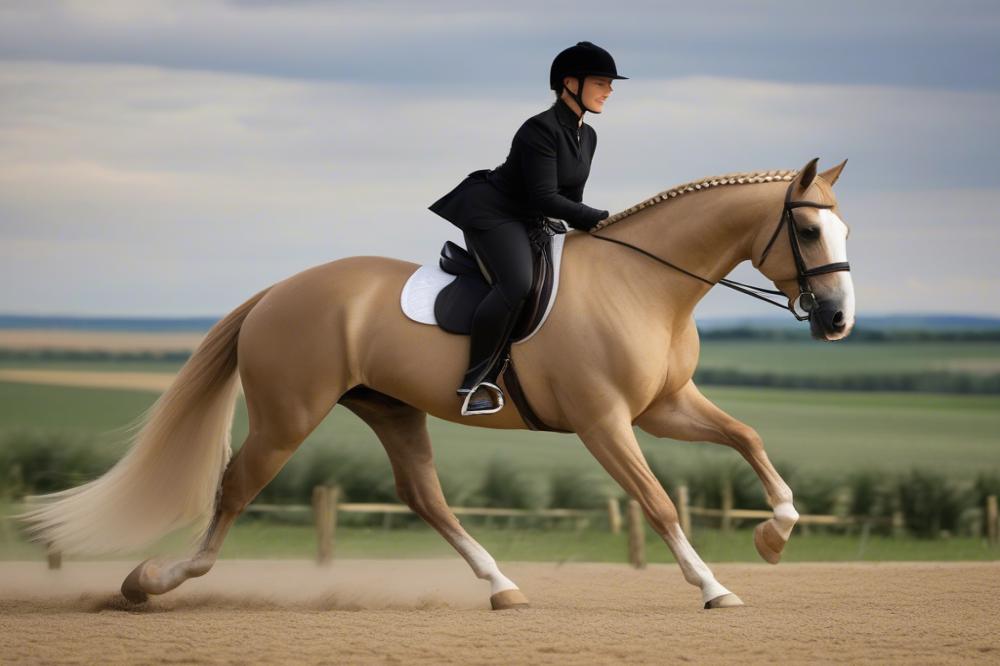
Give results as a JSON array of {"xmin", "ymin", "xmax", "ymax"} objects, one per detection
[{"xmin": 597, "ymin": 183, "xmax": 783, "ymax": 317}]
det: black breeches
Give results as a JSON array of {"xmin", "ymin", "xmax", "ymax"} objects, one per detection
[{"xmin": 459, "ymin": 220, "xmax": 535, "ymax": 389}]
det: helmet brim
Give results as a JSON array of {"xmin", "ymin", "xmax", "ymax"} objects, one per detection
[{"xmin": 578, "ymin": 72, "xmax": 629, "ymax": 80}]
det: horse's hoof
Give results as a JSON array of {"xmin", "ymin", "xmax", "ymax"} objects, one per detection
[
  {"xmin": 121, "ymin": 560, "xmax": 151, "ymax": 604},
  {"xmin": 490, "ymin": 588, "xmax": 530, "ymax": 610},
  {"xmin": 704, "ymin": 593, "xmax": 744, "ymax": 609},
  {"xmin": 754, "ymin": 520, "xmax": 786, "ymax": 565}
]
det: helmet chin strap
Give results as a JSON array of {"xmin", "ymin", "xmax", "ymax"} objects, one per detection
[{"xmin": 565, "ymin": 75, "xmax": 597, "ymax": 115}]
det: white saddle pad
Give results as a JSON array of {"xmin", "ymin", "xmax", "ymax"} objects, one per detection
[{"xmin": 400, "ymin": 228, "xmax": 568, "ymax": 344}]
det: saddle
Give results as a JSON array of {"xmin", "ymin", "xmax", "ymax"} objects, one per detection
[
  {"xmin": 397, "ymin": 219, "xmax": 570, "ymax": 432},
  {"xmin": 433, "ymin": 219, "xmax": 563, "ymax": 343}
]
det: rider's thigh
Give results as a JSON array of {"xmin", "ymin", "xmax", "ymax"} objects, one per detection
[{"xmin": 464, "ymin": 221, "xmax": 534, "ymax": 304}]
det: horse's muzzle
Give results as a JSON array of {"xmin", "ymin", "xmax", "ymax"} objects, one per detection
[{"xmin": 810, "ymin": 303, "xmax": 849, "ymax": 340}]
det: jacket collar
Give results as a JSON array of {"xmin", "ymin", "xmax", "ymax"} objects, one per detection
[{"xmin": 553, "ymin": 97, "xmax": 583, "ymax": 130}]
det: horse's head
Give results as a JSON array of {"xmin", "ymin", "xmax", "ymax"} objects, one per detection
[{"xmin": 752, "ymin": 158, "xmax": 855, "ymax": 341}]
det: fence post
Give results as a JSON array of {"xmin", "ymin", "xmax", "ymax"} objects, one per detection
[
  {"xmin": 721, "ymin": 477, "xmax": 733, "ymax": 533},
  {"xmin": 329, "ymin": 485, "xmax": 341, "ymax": 558},
  {"xmin": 313, "ymin": 485, "xmax": 332, "ymax": 565},
  {"xmin": 987, "ymin": 495, "xmax": 998, "ymax": 547},
  {"xmin": 607, "ymin": 497, "xmax": 622, "ymax": 535},
  {"xmin": 891, "ymin": 509, "xmax": 905, "ymax": 539},
  {"xmin": 46, "ymin": 542, "xmax": 61, "ymax": 570},
  {"xmin": 627, "ymin": 499, "xmax": 646, "ymax": 569},
  {"xmin": 677, "ymin": 484, "xmax": 692, "ymax": 538}
]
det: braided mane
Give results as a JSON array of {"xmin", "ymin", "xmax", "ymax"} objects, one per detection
[{"xmin": 591, "ymin": 169, "xmax": 798, "ymax": 232}]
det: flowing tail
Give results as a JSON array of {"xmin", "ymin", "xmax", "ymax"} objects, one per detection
[{"xmin": 18, "ymin": 287, "xmax": 271, "ymax": 555}]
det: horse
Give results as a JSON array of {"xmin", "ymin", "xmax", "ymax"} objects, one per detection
[{"xmin": 21, "ymin": 157, "xmax": 855, "ymax": 611}]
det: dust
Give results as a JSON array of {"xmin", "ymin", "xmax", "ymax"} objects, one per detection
[
  {"xmin": 0, "ymin": 559, "xmax": 484, "ymax": 614},
  {"xmin": 2, "ymin": 559, "xmax": 999, "ymax": 664}
]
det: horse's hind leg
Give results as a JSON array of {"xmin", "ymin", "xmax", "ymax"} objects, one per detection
[
  {"xmin": 340, "ymin": 388, "xmax": 528, "ymax": 610},
  {"xmin": 634, "ymin": 380, "xmax": 799, "ymax": 564},
  {"xmin": 122, "ymin": 411, "xmax": 329, "ymax": 602}
]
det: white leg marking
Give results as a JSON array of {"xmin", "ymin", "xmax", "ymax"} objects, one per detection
[
  {"xmin": 773, "ymin": 501, "xmax": 799, "ymax": 541},
  {"xmin": 663, "ymin": 524, "xmax": 731, "ymax": 604},
  {"xmin": 450, "ymin": 531, "xmax": 518, "ymax": 595}
]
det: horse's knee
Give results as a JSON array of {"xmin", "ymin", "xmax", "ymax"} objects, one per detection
[
  {"xmin": 725, "ymin": 422, "xmax": 764, "ymax": 454},
  {"xmin": 394, "ymin": 480, "xmax": 443, "ymax": 521},
  {"xmin": 642, "ymin": 498, "xmax": 679, "ymax": 535}
]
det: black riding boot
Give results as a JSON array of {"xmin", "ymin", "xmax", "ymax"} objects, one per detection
[
  {"xmin": 456, "ymin": 221, "xmax": 534, "ymax": 415},
  {"xmin": 456, "ymin": 291, "xmax": 524, "ymax": 415}
]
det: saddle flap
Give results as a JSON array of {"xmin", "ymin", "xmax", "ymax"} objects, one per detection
[
  {"xmin": 439, "ymin": 241, "xmax": 480, "ymax": 276},
  {"xmin": 400, "ymin": 230, "xmax": 567, "ymax": 342}
]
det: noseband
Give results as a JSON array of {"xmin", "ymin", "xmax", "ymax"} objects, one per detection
[{"xmin": 590, "ymin": 180, "xmax": 852, "ymax": 321}]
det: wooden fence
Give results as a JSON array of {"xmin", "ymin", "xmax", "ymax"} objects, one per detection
[
  {"xmin": 35, "ymin": 488, "xmax": 1000, "ymax": 570},
  {"xmin": 673, "ymin": 484, "xmax": 906, "ymax": 539}
]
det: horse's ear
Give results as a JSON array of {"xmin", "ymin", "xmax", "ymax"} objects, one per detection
[
  {"xmin": 792, "ymin": 157, "xmax": 819, "ymax": 192},
  {"xmin": 818, "ymin": 159, "xmax": 848, "ymax": 186}
]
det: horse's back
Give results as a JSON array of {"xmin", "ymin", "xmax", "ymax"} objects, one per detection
[{"xmin": 235, "ymin": 256, "xmax": 424, "ymax": 397}]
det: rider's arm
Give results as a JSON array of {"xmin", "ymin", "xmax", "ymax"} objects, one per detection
[{"xmin": 517, "ymin": 120, "xmax": 609, "ymax": 231}]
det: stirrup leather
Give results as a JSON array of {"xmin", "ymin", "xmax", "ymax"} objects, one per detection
[{"xmin": 460, "ymin": 382, "xmax": 505, "ymax": 416}]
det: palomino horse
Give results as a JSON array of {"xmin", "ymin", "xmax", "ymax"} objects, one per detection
[{"xmin": 22, "ymin": 158, "xmax": 855, "ymax": 610}]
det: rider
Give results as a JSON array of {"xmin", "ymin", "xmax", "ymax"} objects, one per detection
[{"xmin": 429, "ymin": 41, "xmax": 627, "ymax": 416}]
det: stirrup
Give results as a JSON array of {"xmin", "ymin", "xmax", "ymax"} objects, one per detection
[{"xmin": 460, "ymin": 382, "xmax": 504, "ymax": 416}]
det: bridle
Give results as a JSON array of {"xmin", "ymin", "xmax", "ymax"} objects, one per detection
[{"xmin": 589, "ymin": 179, "xmax": 852, "ymax": 321}]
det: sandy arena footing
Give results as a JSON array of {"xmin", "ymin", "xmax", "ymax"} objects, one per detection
[{"xmin": 1, "ymin": 559, "xmax": 998, "ymax": 664}]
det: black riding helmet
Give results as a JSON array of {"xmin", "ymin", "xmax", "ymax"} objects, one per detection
[{"xmin": 550, "ymin": 41, "xmax": 628, "ymax": 115}]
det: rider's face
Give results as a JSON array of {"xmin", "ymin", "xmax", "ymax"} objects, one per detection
[{"xmin": 563, "ymin": 76, "xmax": 613, "ymax": 113}]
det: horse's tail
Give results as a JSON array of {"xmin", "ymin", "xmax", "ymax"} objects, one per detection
[{"xmin": 18, "ymin": 287, "xmax": 272, "ymax": 555}]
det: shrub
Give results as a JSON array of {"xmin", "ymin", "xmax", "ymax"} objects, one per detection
[
  {"xmin": 678, "ymin": 456, "xmax": 768, "ymax": 511},
  {"xmin": 548, "ymin": 468, "xmax": 605, "ymax": 509},
  {"xmin": 897, "ymin": 469, "xmax": 963, "ymax": 538},
  {"xmin": 0, "ymin": 430, "xmax": 115, "ymax": 497},
  {"xmin": 846, "ymin": 470, "xmax": 899, "ymax": 529},
  {"xmin": 471, "ymin": 458, "xmax": 536, "ymax": 509},
  {"xmin": 647, "ymin": 455, "xmax": 680, "ymax": 498},
  {"xmin": 791, "ymin": 472, "xmax": 842, "ymax": 515}
]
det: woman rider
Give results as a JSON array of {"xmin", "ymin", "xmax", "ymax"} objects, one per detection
[{"xmin": 429, "ymin": 41, "xmax": 627, "ymax": 416}]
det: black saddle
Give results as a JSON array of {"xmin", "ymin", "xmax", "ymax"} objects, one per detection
[{"xmin": 433, "ymin": 221, "xmax": 562, "ymax": 343}]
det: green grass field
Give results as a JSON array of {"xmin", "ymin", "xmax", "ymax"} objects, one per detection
[
  {"xmin": 2, "ymin": 361, "xmax": 998, "ymax": 562},
  {"xmin": 697, "ymin": 340, "xmax": 1000, "ymax": 376},
  {"xmin": 2, "ymin": 344, "xmax": 998, "ymax": 555},
  {"xmin": 7, "ymin": 339, "xmax": 1000, "ymax": 377},
  {"xmin": 1, "ymin": 375, "xmax": 996, "ymax": 491},
  {"xmin": 2, "ymin": 510, "xmax": 996, "ymax": 563}
]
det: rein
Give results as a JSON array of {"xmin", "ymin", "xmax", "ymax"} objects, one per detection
[{"xmin": 589, "ymin": 181, "xmax": 851, "ymax": 321}]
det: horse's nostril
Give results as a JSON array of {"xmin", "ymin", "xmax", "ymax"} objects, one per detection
[{"xmin": 831, "ymin": 311, "xmax": 845, "ymax": 331}]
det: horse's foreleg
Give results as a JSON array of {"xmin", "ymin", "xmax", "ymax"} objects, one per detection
[
  {"xmin": 342, "ymin": 392, "xmax": 527, "ymax": 610},
  {"xmin": 576, "ymin": 412, "xmax": 742, "ymax": 609},
  {"xmin": 634, "ymin": 380, "xmax": 799, "ymax": 564}
]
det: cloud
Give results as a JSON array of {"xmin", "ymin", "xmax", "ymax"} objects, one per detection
[
  {"xmin": 1, "ymin": 0, "xmax": 998, "ymax": 91},
  {"xmin": 1, "ymin": 61, "xmax": 998, "ymax": 315}
]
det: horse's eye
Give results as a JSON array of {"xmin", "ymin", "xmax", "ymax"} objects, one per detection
[{"xmin": 800, "ymin": 226, "xmax": 821, "ymax": 241}]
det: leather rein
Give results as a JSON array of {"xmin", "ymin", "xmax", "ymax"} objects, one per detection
[{"xmin": 589, "ymin": 180, "xmax": 851, "ymax": 321}]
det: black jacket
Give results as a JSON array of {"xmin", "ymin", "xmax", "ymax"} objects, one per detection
[{"xmin": 429, "ymin": 97, "xmax": 609, "ymax": 231}]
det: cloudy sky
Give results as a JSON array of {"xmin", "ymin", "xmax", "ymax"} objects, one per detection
[{"xmin": 1, "ymin": 0, "xmax": 998, "ymax": 318}]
